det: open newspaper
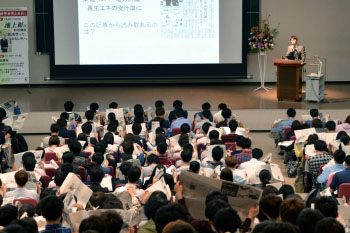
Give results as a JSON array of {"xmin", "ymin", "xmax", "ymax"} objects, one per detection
[
  {"xmin": 208, "ymin": 127, "xmax": 223, "ymax": 139},
  {"xmin": 316, "ymin": 132, "xmax": 337, "ymax": 145},
  {"xmin": 0, "ymin": 171, "xmax": 18, "ymax": 190},
  {"xmin": 146, "ymin": 177, "xmax": 171, "ymax": 200},
  {"xmin": 180, "ymin": 171, "xmax": 262, "ymax": 220},
  {"xmin": 14, "ymin": 150, "xmax": 43, "ymax": 169},
  {"xmin": 305, "ymin": 144, "xmax": 316, "ymax": 157},
  {"xmin": 245, "ymin": 163, "xmax": 284, "ymax": 184},
  {"xmin": 294, "ymin": 128, "xmax": 317, "ymax": 142},
  {"xmin": 2, "ymin": 113, "xmax": 28, "ymax": 131},
  {"xmin": 101, "ymin": 175, "xmax": 113, "ymax": 191},
  {"xmin": 106, "ymin": 108, "xmax": 126, "ymax": 126},
  {"xmin": 235, "ymin": 127, "xmax": 248, "ymax": 137},
  {"xmin": 60, "ymin": 173, "xmax": 93, "ymax": 208}
]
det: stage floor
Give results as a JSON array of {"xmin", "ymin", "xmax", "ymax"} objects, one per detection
[{"xmin": 2, "ymin": 83, "xmax": 350, "ymax": 112}]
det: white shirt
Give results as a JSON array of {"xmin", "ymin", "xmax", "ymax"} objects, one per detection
[
  {"xmin": 213, "ymin": 111, "xmax": 223, "ymax": 123},
  {"xmin": 115, "ymin": 183, "xmax": 144, "ymax": 200},
  {"xmin": 239, "ymin": 158, "xmax": 266, "ymax": 170},
  {"xmin": 5, "ymin": 188, "xmax": 39, "ymax": 202}
]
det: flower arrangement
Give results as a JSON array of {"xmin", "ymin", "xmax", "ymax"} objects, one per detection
[{"xmin": 248, "ymin": 17, "xmax": 279, "ymax": 52}]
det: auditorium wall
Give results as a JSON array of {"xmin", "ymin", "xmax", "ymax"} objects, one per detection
[{"xmin": 2, "ymin": 0, "xmax": 350, "ymax": 84}]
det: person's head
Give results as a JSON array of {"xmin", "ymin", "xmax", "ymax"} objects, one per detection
[
  {"xmin": 314, "ymin": 140, "xmax": 327, "ymax": 152},
  {"xmin": 340, "ymin": 134, "xmax": 350, "ymax": 146},
  {"xmin": 310, "ymin": 109, "xmax": 319, "ymax": 118},
  {"xmin": 154, "ymin": 203, "xmax": 188, "ymax": 233},
  {"xmin": 155, "ymin": 107, "xmax": 165, "ymax": 117},
  {"xmin": 15, "ymin": 170, "xmax": 28, "ymax": 187},
  {"xmin": 127, "ymin": 166, "xmax": 141, "ymax": 183},
  {"xmin": 220, "ymin": 168, "xmax": 233, "ymax": 182},
  {"xmin": 19, "ymin": 204, "xmax": 36, "ymax": 218},
  {"xmin": 205, "ymin": 199, "xmax": 230, "ymax": 224},
  {"xmin": 48, "ymin": 136, "xmax": 60, "ymax": 147},
  {"xmin": 202, "ymin": 110, "xmax": 212, "ymax": 120},
  {"xmin": 218, "ymin": 103, "xmax": 227, "ymax": 110},
  {"xmin": 236, "ymin": 136, "xmax": 251, "ymax": 149},
  {"xmin": 180, "ymin": 123, "xmax": 190, "ymax": 134},
  {"xmin": 180, "ymin": 149, "xmax": 192, "ymax": 163},
  {"xmin": 107, "ymin": 122, "xmax": 118, "ymax": 133},
  {"xmin": 61, "ymin": 151, "xmax": 74, "ymax": 164},
  {"xmin": 0, "ymin": 204, "xmax": 18, "ymax": 227},
  {"xmin": 314, "ymin": 197, "xmax": 338, "ymax": 218},
  {"xmin": 61, "ymin": 163, "xmax": 74, "ymax": 176},
  {"xmin": 205, "ymin": 190, "xmax": 228, "ymax": 205},
  {"xmin": 23, "ymin": 156, "xmax": 36, "ymax": 172},
  {"xmin": 212, "ymin": 146, "xmax": 224, "ymax": 162},
  {"xmin": 92, "ymin": 152, "xmax": 104, "ymax": 166},
  {"xmin": 109, "ymin": 102, "xmax": 118, "ymax": 109},
  {"xmin": 307, "ymin": 134, "xmax": 319, "ymax": 145},
  {"xmin": 144, "ymin": 191, "xmax": 169, "ymax": 220},
  {"xmin": 41, "ymin": 195, "xmax": 64, "ymax": 222},
  {"xmin": 68, "ymin": 140, "xmax": 82, "ymax": 156},
  {"xmin": 291, "ymin": 120, "xmax": 301, "ymax": 131},
  {"xmin": 82, "ymin": 122, "xmax": 92, "ymax": 134},
  {"xmin": 100, "ymin": 210, "xmax": 123, "ymax": 233},
  {"xmin": 221, "ymin": 108, "xmax": 232, "ymax": 120},
  {"xmin": 64, "ymin": 101, "xmax": 74, "ymax": 112},
  {"xmin": 297, "ymin": 208, "xmax": 325, "ymax": 233},
  {"xmin": 9, "ymin": 218, "xmax": 37, "ymax": 233},
  {"xmin": 312, "ymin": 119, "xmax": 323, "ymax": 128},
  {"xmin": 252, "ymin": 148, "xmax": 263, "ymax": 160},
  {"xmin": 259, "ymin": 195, "xmax": 282, "ymax": 220},
  {"xmin": 262, "ymin": 186, "xmax": 279, "ymax": 197},
  {"xmin": 132, "ymin": 123, "xmax": 142, "ymax": 135},
  {"xmin": 85, "ymin": 110, "xmax": 95, "ymax": 121},
  {"xmin": 259, "ymin": 169, "xmax": 271, "ymax": 188},
  {"xmin": 290, "ymin": 35, "xmax": 298, "ymax": 45},
  {"xmin": 174, "ymin": 109, "xmax": 186, "ymax": 119},
  {"xmin": 89, "ymin": 103, "xmax": 99, "ymax": 113},
  {"xmin": 155, "ymin": 100, "xmax": 164, "ymax": 108},
  {"xmin": 101, "ymin": 194, "xmax": 123, "ymax": 209},
  {"xmin": 49, "ymin": 124, "xmax": 60, "ymax": 134},
  {"xmin": 189, "ymin": 161, "xmax": 200, "ymax": 174},
  {"xmin": 314, "ymin": 217, "xmax": 345, "ymax": 233},
  {"xmin": 89, "ymin": 192, "xmax": 106, "ymax": 208},
  {"xmin": 228, "ymin": 120, "xmax": 238, "ymax": 132},
  {"xmin": 157, "ymin": 141, "xmax": 168, "ymax": 155},
  {"xmin": 162, "ymin": 219, "xmax": 197, "ymax": 233},
  {"xmin": 209, "ymin": 130, "xmax": 219, "ymax": 141},
  {"xmin": 225, "ymin": 156, "xmax": 237, "ymax": 169},
  {"xmin": 280, "ymin": 198, "xmax": 306, "ymax": 225},
  {"xmin": 173, "ymin": 100, "xmax": 183, "ymax": 110},
  {"xmin": 343, "ymin": 155, "xmax": 350, "ymax": 167},
  {"xmin": 60, "ymin": 112, "xmax": 69, "ymax": 121},
  {"xmin": 202, "ymin": 122, "xmax": 211, "ymax": 135},
  {"xmin": 262, "ymin": 221, "xmax": 299, "ymax": 233},
  {"xmin": 147, "ymin": 153, "xmax": 159, "ymax": 165},
  {"xmin": 79, "ymin": 215, "xmax": 105, "ymax": 233},
  {"xmin": 287, "ymin": 108, "xmax": 296, "ymax": 118},
  {"xmin": 107, "ymin": 113, "xmax": 116, "ymax": 122},
  {"xmin": 279, "ymin": 185, "xmax": 295, "ymax": 200},
  {"xmin": 213, "ymin": 207, "xmax": 242, "ymax": 233},
  {"xmin": 325, "ymin": 121, "xmax": 336, "ymax": 132},
  {"xmin": 56, "ymin": 118, "xmax": 68, "ymax": 130},
  {"xmin": 54, "ymin": 169, "xmax": 67, "ymax": 187},
  {"xmin": 89, "ymin": 163, "xmax": 105, "ymax": 183},
  {"xmin": 119, "ymin": 161, "xmax": 132, "ymax": 177},
  {"xmin": 333, "ymin": 150, "xmax": 346, "ymax": 164}
]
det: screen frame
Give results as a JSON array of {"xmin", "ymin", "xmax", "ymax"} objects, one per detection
[{"xmin": 48, "ymin": 0, "xmax": 249, "ymax": 80}]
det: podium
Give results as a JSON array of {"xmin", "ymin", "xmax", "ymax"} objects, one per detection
[{"xmin": 274, "ymin": 59, "xmax": 304, "ymax": 101}]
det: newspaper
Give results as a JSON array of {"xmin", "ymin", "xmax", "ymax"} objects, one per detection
[
  {"xmin": 269, "ymin": 163, "xmax": 285, "ymax": 183},
  {"xmin": 317, "ymin": 133, "xmax": 337, "ymax": 145},
  {"xmin": 208, "ymin": 127, "xmax": 222, "ymax": 139},
  {"xmin": 146, "ymin": 177, "xmax": 171, "ymax": 200},
  {"xmin": 50, "ymin": 159, "xmax": 59, "ymax": 169},
  {"xmin": 0, "ymin": 99, "xmax": 16, "ymax": 117},
  {"xmin": 262, "ymin": 152, "xmax": 272, "ymax": 163},
  {"xmin": 220, "ymin": 127, "xmax": 231, "ymax": 135},
  {"xmin": 126, "ymin": 123, "xmax": 147, "ymax": 135},
  {"xmin": 101, "ymin": 175, "xmax": 113, "ymax": 191},
  {"xmin": 151, "ymin": 121, "xmax": 160, "ymax": 133},
  {"xmin": 14, "ymin": 150, "xmax": 43, "ymax": 169},
  {"xmin": 106, "ymin": 108, "xmax": 126, "ymax": 126},
  {"xmin": 180, "ymin": 171, "xmax": 262, "ymax": 220},
  {"xmin": 235, "ymin": 127, "xmax": 247, "ymax": 137},
  {"xmin": 294, "ymin": 128, "xmax": 317, "ymax": 142},
  {"xmin": 278, "ymin": 141, "xmax": 294, "ymax": 147},
  {"xmin": 4, "ymin": 113, "xmax": 28, "ymax": 131},
  {"xmin": 166, "ymin": 165, "xmax": 176, "ymax": 175},
  {"xmin": 60, "ymin": 173, "xmax": 93, "ymax": 208},
  {"xmin": 341, "ymin": 144, "xmax": 350, "ymax": 155},
  {"xmin": 117, "ymin": 159, "xmax": 141, "ymax": 169},
  {"xmin": 337, "ymin": 205, "xmax": 350, "ymax": 230},
  {"xmin": 206, "ymin": 145, "xmax": 227, "ymax": 161},
  {"xmin": 2, "ymin": 197, "xmax": 14, "ymax": 206},
  {"xmin": 0, "ymin": 171, "xmax": 18, "ymax": 189},
  {"xmin": 305, "ymin": 144, "xmax": 316, "ymax": 157},
  {"xmin": 115, "ymin": 191, "xmax": 133, "ymax": 210}
]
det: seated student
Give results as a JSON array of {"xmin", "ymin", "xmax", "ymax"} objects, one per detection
[
  {"xmin": 270, "ymin": 108, "xmax": 296, "ymax": 140},
  {"xmin": 213, "ymin": 207, "xmax": 242, "ymax": 233},
  {"xmin": 213, "ymin": 103, "xmax": 227, "ymax": 124},
  {"xmin": 82, "ymin": 110, "xmax": 99, "ymax": 139},
  {"xmin": 220, "ymin": 168, "xmax": 234, "ymax": 182},
  {"xmin": 259, "ymin": 195, "xmax": 282, "ymax": 222},
  {"xmin": 44, "ymin": 135, "xmax": 60, "ymax": 153},
  {"xmin": 305, "ymin": 109, "xmax": 325, "ymax": 127},
  {"xmin": 202, "ymin": 146, "xmax": 224, "ymax": 169},
  {"xmin": 314, "ymin": 217, "xmax": 345, "ymax": 233},
  {"xmin": 105, "ymin": 120, "xmax": 123, "ymax": 146},
  {"xmin": 62, "ymin": 100, "xmax": 82, "ymax": 123},
  {"xmin": 48, "ymin": 169, "xmax": 67, "ymax": 190},
  {"xmin": 221, "ymin": 119, "xmax": 239, "ymax": 143},
  {"xmin": 239, "ymin": 148, "xmax": 266, "ymax": 170},
  {"xmin": 77, "ymin": 133, "xmax": 94, "ymax": 154},
  {"xmin": 102, "ymin": 132, "xmax": 117, "ymax": 152},
  {"xmin": 92, "ymin": 152, "xmax": 112, "ymax": 176},
  {"xmin": 42, "ymin": 124, "xmax": 65, "ymax": 148},
  {"xmin": 297, "ymin": 208, "xmax": 325, "ymax": 233},
  {"xmin": 189, "ymin": 161, "xmax": 201, "ymax": 174},
  {"xmin": 40, "ymin": 195, "xmax": 72, "ymax": 233},
  {"xmin": 314, "ymin": 197, "xmax": 338, "ymax": 218},
  {"xmin": 278, "ymin": 184, "xmax": 295, "ymax": 200},
  {"xmin": 4, "ymin": 170, "xmax": 40, "ymax": 202},
  {"xmin": 220, "ymin": 108, "xmax": 235, "ymax": 124},
  {"xmin": 175, "ymin": 143, "xmax": 197, "ymax": 167},
  {"xmin": 317, "ymin": 149, "xmax": 345, "ymax": 186},
  {"xmin": 100, "ymin": 210, "xmax": 124, "ymax": 233},
  {"xmin": 57, "ymin": 118, "xmax": 75, "ymax": 139},
  {"xmin": 224, "ymin": 156, "xmax": 247, "ymax": 184},
  {"xmin": 336, "ymin": 115, "xmax": 350, "ymax": 133},
  {"xmin": 151, "ymin": 100, "xmax": 168, "ymax": 119},
  {"xmin": 88, "ymin": 162, "xmax": 109, "ymax": 193},
  {"xmin": 195, "ymin": 111, "xmax": 215, "ymax": 133},
  {"xmin": 312, "ymin": 119, "xmax": 327, "ymax": 133},
  {"xmin": 21, "ymin": 155, "xmax": 44, "ymax": 190},
  {"xmin": 132, "ymin": 104, "xmax": 146, "ymax": 124},
  {"xmin": 330, "ymin": 155, "xmax": 350, "ymax": 194},
  {"xmin": 169, "ymin": 100, "xmax": 188, "ymax": 122},
  {"xmin": 114, "ymin": 166, "xmax": 144, "ymax": 199},
  {"xmin": 132, "ymin": 122, "xmax": 147, "ymax": 150},
  {"xmin": 79, "ymin": 215, "xmax": 105, "ymax": 233},
  {"xmin": 148, "ymin": 107, "xmax": 170, "ymax": 130},
  {"xmin": 307, "ymin": 140, "xmax": 333, "ymax": 182},
  {"xmin": 154, "ymin": 203, "xmax": 189, "ymax": 233},
  {"xmin": 142, "ymin": 154, "xmax": 159, "ymax": 181},
  {"xmin": 115, "ymin": 161, "xmax": 132, "ymax": 185},
  {"xmin": 325, "ymin": 120, "xmax": 336, "ymax": 133},
  {"xmin": 279, "ymin": 198, "xmax": 306, "ymax": 225},
  {"xmin": 194, "ymin": 102, "xmax": 213, "ymax": 123},
  {"xmin": 170, "ymin": 110, "xmax": 192, "ymax": 134},
  {"xmin": 68, "ymin": 139, "xmax": 87, "ymax": 168},
  {"xmin": 196, "ymin": 122, "xmax": 212, "ymax": 145},
  {"xmin": 231, "ymin": 136, "xmax": 252, "ymax": 165},
  {"xmin": 62, "ymin": 152, "xmax": 80, "ymax": 175},
  {"xmin": 176, "ymin": 149, "xmax": 192, "ymax": 174},
  {"xmin": 256, "ymin": 169, "xmax": 271, "ymax": 189},
  {"xmin": 81, "ymin": 122, "xmax": 97, "ymax": 145}
]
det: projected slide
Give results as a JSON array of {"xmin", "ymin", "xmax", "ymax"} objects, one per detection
[{"xmin": 78, "ymin": 0, "xmax": 219, "ymax": 65}]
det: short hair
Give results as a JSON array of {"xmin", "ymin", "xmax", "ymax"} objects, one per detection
[
  {"xmin": 221, "ymin": 108, "xmax": 232, "ymax": 119},
  {"xmin": 213, "ymin": 207, "xmax": 242, "ymax": 233},
  {"xmin": 259, "ymin": 169, "xmax": 271, "ymax": 188},
  {"xmin": 85, "ymin": 110, "xmax": 94, "ymax": 121},
  {"xmin": 162, "ymin": 219, "xmax": 197, "ymax": 233},
  {"xmin": 310, "ymin": 109, "xmax": 319, "ymax": 118},
  {"xmin": 260, "ymin": 195, "xmax": 282, "ymax": 219},
  {"xmin": 62, "ymin": 151, "xmax": 74, "ymax": 163},
  {"xmin": 94, "ymin": 142, "xmax": 106, "ymax": 154},
  {"xmin": 175, "ymin": 109, "xmax": 186, "ymax": 118},
  {"xmin": 157, "ymin": 141, "xmax": 168, "ymax": 155},
  {"xmin": 154, "ymin": 203, "xmax": 188, "ymax": 233},
  {"xmin": 252, "ymin": 148, "xmax": 263, "ymax": 160},
  {"xmin": 314, "ymin": 197, "xmax": 338, "ymax": 218},
  {"xmin": 262, "ymin": 186, "xmax": 279, "ymax": 197},
  {"xmin": 228, "ymin": 119, "xmax": 238, "ymax": 132},
  {"xmin": 48, "ymin": 135, "xmax": 60, "ymax": 146},
  {"xmin": 82, "ymin": 122, "xmax": 92, "ymax": 134},
  {"xmin": 15, "ymin": 170, "xmax": 28, "ymax": 187},
  {"xmin": 205, "ymin": 190, "xmax": 228, "ymax": 205},
  {"xmin": 280, "ymin": 198, "xmax": 306, "ymax": 225},
  {"xmin": 173, "ymin": 100, "xmax": 183, "ymax": 109},
  {"xmin": 314, "ymin": 217, "xmax": 345, "ymax": 233},
  {"xmin": 202, "ymin": 122, "xmax": 211, "ymax": 134},
  {"xmin": 100, "ymin": 210, "xmax": 123, "ymax": 233},
  {"xmin": 312, "ymin": 119, "xmax": 323, "ymax": 128},
  {"xmin": 220, "ymin": 168, "xmax": 233, "ymax": 182},
  {"xmin": 180, "ymin": 123, "xmax": 190, "ymax": 134},
  {"xmin": 79, "ymin": 215, "xmax": 105, "ymax": 233},
  {"xmin": 89, "ymin": 192, "xmax": 106, "ymax": 208},
  {"xmin": 155, "ymin": 107, "xmax": 165, "ymax": 117},
  {"xmin": 209, "ymin": 130, "xmax": 219, "ymax": 140},
  {"xmin": 344, "ymin": 155, "xmax": 350, "ymax": 166},
  {"xmin": 180, "ymin": 149, "xmax": 192, "ymax": 163},
  {"xmin": 101, "ymin": 194, "xmax": 123, "ymax": 209},
  {"xmin": 291, "ymin": 120, "xmax": 302, "ymax": 131},
  {"xmin": 41, "ymin": 195, "xmax": 64, "ymax": 221},
  {"xmin": 92, "ymin": 152, "xmax": 104, "ymax": 165},
  {"xmin": 60, "ymin": 112, "xmax": 69, "ymax": 120},
  {"xmin": 340, "ymin": 134, "xmax": 350, "ymax": 145},
  {"xmin": 218, "ymin": 103, "xmax": 227, "ymax": 110},
  {"xmin": 109, "ymin": 102, "xmax": 118, "ymax": 109},
  {"xmin": 225, "ymin": 156, "xmax": 237, "ymax": 168},
  {"xmin": 60, "ymin": 163, "xmax": 73, "ymax": 175},
  {"xmin": 68, "ymin": 140, "xmax": 82, "ymax": 156},
  {"xmin": 132, "ymin": 123, "xmax": 142, "ymax": 135},
  {"xmin": 290, "ymin": 35, "xmax": 298, "ymax": 41},
  {"xmin": 236, "ymin": 136, "xmax": 251, "ymax": 149},
  {"xmin": 127, "ymin": 166, "xmax": 141, "ymax": 183},
  {"xmin": 345, "ymin": 115, "xmax": 350, "ymax": 124},
  {"xmin": 54, "ymin": 169, "xmax": 67, "ymax": 187},
  {"xmin": 314, "ymin": 140, "xmax": 327, "ymax": 152},
  {"xmin": 64, "ymin": 101, "xmax": 74, "ymax": 111},
  {"xmin": 23, "ymin": 156, "xmax": 36, "ymax": 171},
  {"xmin": 200, "ymin": 102, "xmax": 210, "ymax": 111},
  {"xmin": 189, "ymin": 161, "xmax": 200, "ymax": 173},
  {"xmin": 50, "ymin": 123, "xmax": 60, "ymax": 133},
  {"xmin": 107, "ymin": 122, "xmax": 118, "ymax": 133},
  {"xmin": 333, "ymin": 150, "xmax": 346, "ymax": 164},
  {"xmin": 202, "ymin": 110, "xmax": 212, "ymax": 119},
  {"xmin": 297, "ymin": 208, "xmax": 325, "ymax": 233},
  {"xmin": 204, "ymin": 199, "xmax": 230, "ymax": 221},
  {"xmin": 119, "ymin": 161, "xmax": 132, "ymax": 177},
  {"xmin": 89, "ymin": 164, "xmax": 105, "ymax": 183},
  {"xmin": 89, "ymin": 103, "xmax": 99, "ymax": 112},
  {"xmin": 325, "ymin": 121, "xmax": 336, "ymax": 131},
  {"xmin": 262, "ymin": 222, "xmax": 298, "ymax": 233},
  {"xmin": 56, "ymin": 118, "xmax": 67, "ymax": 129},
  {"xmin": 107, "ymin": 112, "xmax": 116, "ymax": 121},
  {"xmin": 212, "ymin": 146, "xmax": 224, "ymax": 162},
  {"xmin": 19, "ymin": 203, "xmax": 36, "ymax": 218},
  {"xmin": 147, "ymin": 153, "xmax": 159, "ymax": 165},
  {"xmin": 155, "ymin": 100, "xmax": 164, "ymax": 108},
  {"xmin": 287, "ymin": 108, "xmax": 296, "ymax": 117},
  {"xmin": 144, "ymin": 191, "xmax": 169, "ymax": 220},
  {"xmin": 0, "ymin": 204, "xmax": 18, "ymax": 226},
  {"xmin": 279, "ymin": 184, "xmax": 295, "ymax": 200}
]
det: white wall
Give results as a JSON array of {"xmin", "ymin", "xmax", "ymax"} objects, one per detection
[{"xmin": 2, "ymin": 0, "xmax": 350, "ymax": 84}]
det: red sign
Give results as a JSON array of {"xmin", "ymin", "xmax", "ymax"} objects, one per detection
[{"xmin": 0, "ymin": 11, "xmax": 27, "ymax": 17}]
